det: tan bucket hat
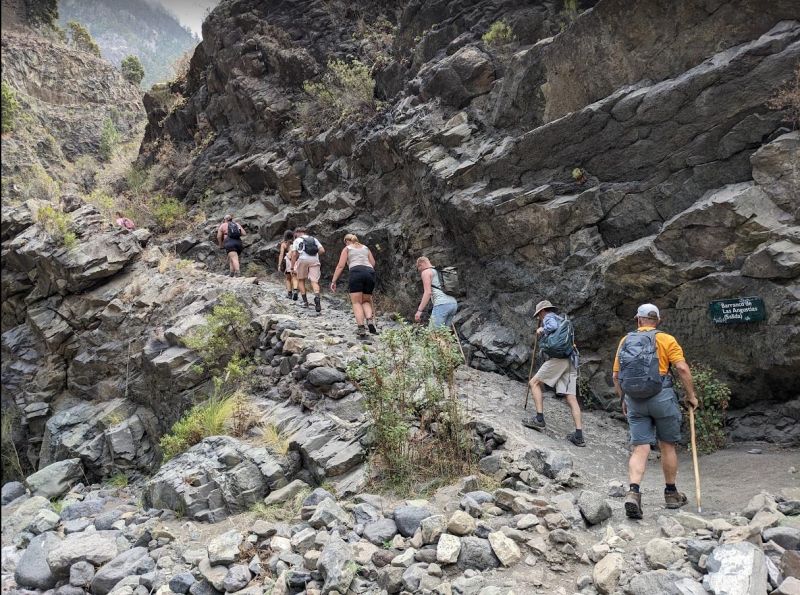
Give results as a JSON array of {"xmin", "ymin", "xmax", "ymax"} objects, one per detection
[{"xmin": 533, "ymin": 300, "xmax": 556, "ymax": 317}]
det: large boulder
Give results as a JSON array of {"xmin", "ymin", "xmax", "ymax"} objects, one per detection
[
  {"xmin": 419, "ymin": 46, "xmax": 495, "ymax": 108},
  {"xmin": 91, "ymin": 547, "xmax": 155, "ymax": 595},
  {"xmin": 143, "ymin": 436, "xmax": 287, "ymax": 522},
  {"xmin": 24, "ymin": 458, "xmax": 83, "ymax": 499},
  {"xmin": 46, "ymin": 531, "xmax": 120, "ymax": 575},
  {"xmin": 317, "ymin": 535, "xmax": 356, "ymax": 594},
  {"xmin": 14, "ymin": 532, "xmax": 62, "ymax": 590},
  {"xmin": 703, "ymin": 542, "xmax": 769, "ymax": 595}
]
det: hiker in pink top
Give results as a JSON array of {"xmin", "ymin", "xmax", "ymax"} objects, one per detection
[{"xmin": 115, "ymin": 212, "xmax": 135, "ymax": 230}]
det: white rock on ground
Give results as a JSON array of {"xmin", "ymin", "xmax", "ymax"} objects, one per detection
[
  {"xmin": 703, "ymin": 542, "xmax": 769, "ymax": 595},
  {"xmin": 437, "ymin": 534, "xmax": 462, "ymax": 565},
  {"xmin": 488, "ymin": 531, "xmax": 521, "ymax": 567}
]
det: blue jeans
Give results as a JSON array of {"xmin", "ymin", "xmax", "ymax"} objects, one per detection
[{"xmin": 430, "ymin": 302, "xmax": 458, "ymax": 327}]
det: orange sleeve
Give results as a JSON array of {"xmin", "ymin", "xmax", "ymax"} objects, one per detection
[
  {"xmin": 612, "ymin": 336, "xmax": 626, "ymax": 373},
  {"xmin": 655, "ymin": 333, "xmax": 685, "ymax": 375}
]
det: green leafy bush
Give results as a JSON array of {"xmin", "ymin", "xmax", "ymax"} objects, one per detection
[
  {"xmin": 183, "ymin": 294, "xmax": 254, "ymax": 367},
  {"xmin": 67, "ymin": 20, "xmax": 101, "ymax": 57},
  {"xmin": 99, "ymin": 118, "xmax": 121, "ymax": 161},
  {"xmin": 125, "ymin": 165, "xmax": 149, "ymax": 196},
  {"xmin": 150, "ymin": 194, "xmax": 186, "ymax": 231},
  {"xmin": 1, "ymin": 81, "xmax": 20, "ymax": 133},
  {"xmin": 121, "ymin": 55, "xmax": 145, "ymax": 86},
  {"xmin": 347, "ymin": 322, "xmax": 472, "ymax": 494},
  {"xmin": 482, "ymin": 21, "xmax": 514, "ymax": 46},
  {"xmin": 35, "ymin": 205, "xmax": 77, "ymax": 249},
  {"xmin": 677, "ymin": 363, "xmax": 731, "ymax": 454},
  {"xmin": 302, "ymin": 59, "xmax": 376, "ymax": 129}
]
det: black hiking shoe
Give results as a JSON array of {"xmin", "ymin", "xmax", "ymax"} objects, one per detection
[
  {"xmin": 624, "ymin": 490, "xmax": 643, "ymax": 519},
  {"xmin": 292, "ymin": 291, "xmax": 299, "ymax": 301},
  {"xmin": 521, "ymin": 416, "xmax": 546, "ymax": 431},
  {"xmin": 566, "ymin": 431, "xmax": 586, "ymax": 447},
  {"xmin": 286, "ymin": 291, "xmax": 292, "ymax": 298},
  {"xmin": 367, "ymin": 320, "xmax": 378, "ymax": 334},
  {"xmin": 356, "ymin": 325, "xmax": 368, "ymax": 339},
  {"xmin": 314, "ymin": 295, "xmax": 321, "ymax": 312}
]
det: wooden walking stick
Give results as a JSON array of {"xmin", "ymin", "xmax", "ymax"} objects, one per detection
[
  {"xmin": 689, "ymin": 407, "xmax": 703, "ymax": 513},
  {"xmin": 523, "ymin": 333, "xmax": 539, "ymax": 410},
  {"xmin": 451, "ymin": 322, "xmax": 468, "ymax": 365}
]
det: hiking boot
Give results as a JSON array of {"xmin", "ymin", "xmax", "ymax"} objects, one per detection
[
  {"xmin": 286, "ymin": 291, "xmax": 292, "ymax": 298},
  {"xmin": 566, "ymin": 431, "xmax": 586, "ymax": 447},
  {"xmin": 314, "ymin": 295, "xmax": 321, "ymax": 312},
  {"xmin": 664, "ymin": 491, "xmax": 688, "ymax": 509},
  {"xmin": 292, "ymin": 291, "xmax": 299, "ymax": 301},
  {"xmin": 624, "ymin": 490, "xmax": 643, "ymax": 519},
  {"xmin": 367, "ymin": 320, "xmax": 378, "ymax": 334},
  {"xmin": 521, "ymin": 416, "xmax": 546, "ymax": 431},
  {"xmin": 356, "ymin": 325, "xmax": 368, "ymax": 339}
]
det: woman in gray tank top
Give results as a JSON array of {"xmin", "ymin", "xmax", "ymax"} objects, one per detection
[{"xmin": 330, "ymin": 234, "xmax": 378, "ymax": 338}]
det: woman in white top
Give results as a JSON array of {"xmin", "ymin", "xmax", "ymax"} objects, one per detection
[
  {"xmin": 330, "ymin": 233, "xmax": 377, "ymax": 337},
  {"xmin": 277, "ymin": 230, "xmax": 296, "ymax": 298}
]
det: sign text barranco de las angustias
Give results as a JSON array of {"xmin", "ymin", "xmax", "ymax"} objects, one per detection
[{"xmin": 708, "ymin": 297, "xmax": 766, "ymax": 325}]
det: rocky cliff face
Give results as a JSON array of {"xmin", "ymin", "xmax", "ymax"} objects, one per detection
[
  {"xmin": 140, "ymin": 0, "xmax": 799, "ymax": 406},
  {"xmin": 1, "ymin": 10, "xmax": 144, "ymax": 188}
]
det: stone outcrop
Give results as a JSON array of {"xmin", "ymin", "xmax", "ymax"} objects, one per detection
[{"xmin": 139, "ymin": 0, "xmax": 800, "ymax": 412}]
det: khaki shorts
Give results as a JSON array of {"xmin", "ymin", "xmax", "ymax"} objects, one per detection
[
  {"xmin": 534, "ymin": 358, "xmax": 577, "ymax": 395},
  {"xmin": 295, "ymin": 259, "xmax": 320, "ymax": 282}
]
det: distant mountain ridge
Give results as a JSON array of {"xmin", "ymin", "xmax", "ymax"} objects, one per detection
[{"xmin": 58, "ymin": 0, "xmax": 198, "ymax": 87}]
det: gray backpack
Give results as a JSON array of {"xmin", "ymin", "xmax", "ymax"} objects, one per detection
[{"xmin": 618, "ymin": 330, "xmax": 664, "ymax": 399}]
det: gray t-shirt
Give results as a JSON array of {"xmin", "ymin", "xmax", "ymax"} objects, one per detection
[{"xmin": 430, "ymin": 268, "xmax": 456, "ymax": 306}]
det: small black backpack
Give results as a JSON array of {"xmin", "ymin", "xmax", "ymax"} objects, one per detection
[
  {"xmin": 301, "ymin": 236, "xmax": 319, "ymax": 256},
  {"xmin": 227, "ymin": 221, "xmax": 241, "ymax": 239}
]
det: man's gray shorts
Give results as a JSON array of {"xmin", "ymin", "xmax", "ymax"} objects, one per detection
[{"xmin": 625, "ymin": 387, "xmax": 682, "ymax": 445}]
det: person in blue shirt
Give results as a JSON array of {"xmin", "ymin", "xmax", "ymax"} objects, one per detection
[{"xmin": 521, "ymin": 300, "xmax": 585, "ymax": 447}]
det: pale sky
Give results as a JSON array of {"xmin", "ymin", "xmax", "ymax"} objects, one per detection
[{"xmin": 154, "ymin": 0, "xmax": 220, "ymax": 38}]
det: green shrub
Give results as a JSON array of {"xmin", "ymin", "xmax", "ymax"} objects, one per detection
[
  {"xmin": 35, "ymin": 205, "xmax": 77, "ymax": 249},
  {"xmin": 159, "ymin": 394, "xmax": 238, "ymax": 460},
  {"xmin": 482, "ymin": 21, "xmax": 514, "ymax": 46},
  {"xmin": 108, "ymin": 473, "xmax": 128, "ymax": 488},
  {"xmin": 67, "ymin": 21, "xmax": 101, "ymax": 57},
  {"xmin": 125, "ymin": 165, "xmax": 149, "ymax": 196},
  {"xmin": 302, "ymin": 59, "xmax": 376, "ymax": 129},
  {"xmin": 677, "ymin": 363, "xmax": 731, "ymax": 454},
  {"xmin": 183, "ymin": 294, "xmax": 254, "ymax": 368},
  {"xmin": 20, "ymin": 164, "xmax": 60, "ymax": 202},
  {"xmin": 149, "ymin": 194, "xmax": 186, "ymax": 231},
  {"xmin": 1, "ymin": 81, "xmax": 20, "ymax": 134},
  {"xmin": 347, "ymin": 321, "xmax": 472, "ymax": 494},
  {"xmin": 99, "ymin": 118, "xmax": 121, "ymax": 161},
  {"xmin": 120, "ymin": 55, "xmax": 145, "ymax": 86}
]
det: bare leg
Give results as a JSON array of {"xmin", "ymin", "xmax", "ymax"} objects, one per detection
[
  {"xmin": 628, "ymin": 444, "xmax": 651, "ymax": 485},
  {"xmin": 310, "ymin": 280, "xmax": 321, "ymax": 294},
  {"xmin": 227, "ymin": 252, "xmax": 234, "ymax": 273},
  {"xmin": 284, "ymin": 273, "xmax": 292, "ymax": 292},
  {"xmin": 350, "ymin": 293, "xmax": 365, "ymax": 325},
  {"xmin": 565, "ymin": 393, "xmax": 583, "ymax": 430},
  {"xmin": 362, "ymin": 295, "xmax": 374, "ymax": 320},
  {"xmin": 658, "ymin": 441, "xmax": 678, "ymax": 484},
  {"xmin": 529, "ymin": 378, "xmax": 545, "ymax": 415},
  {"xmin": 292, "ymin": 274, "xmax": 298, "ymax": 290},
  {"xmin": 230, "ymin": 252, "xmax": 240, "ymax": 273},
  {"xmin": 297, "ymin": 278, "xmax": 307, "ymax": 296}
]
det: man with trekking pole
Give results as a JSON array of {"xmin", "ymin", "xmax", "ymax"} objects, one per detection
[
  {"xmin": 613, "ymin": 303, "xmax": 699, "ymax": 519},
  {"xmin": 522, "ymin": 300, "xmax": 585, "ymax": 447}
]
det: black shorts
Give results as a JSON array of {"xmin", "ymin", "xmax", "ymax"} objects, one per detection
[
  {"xmin": 348, "ymin": 266, "xmax": 375, "ymax": 294},
  {"xmin": 223, "ymin": 238, "xmax": 243, "ymax": 254}
]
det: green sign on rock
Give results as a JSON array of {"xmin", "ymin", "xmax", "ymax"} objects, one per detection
[{"xmin": 709, "ymin": 297, "xmax": 766, "ymax": 324}]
